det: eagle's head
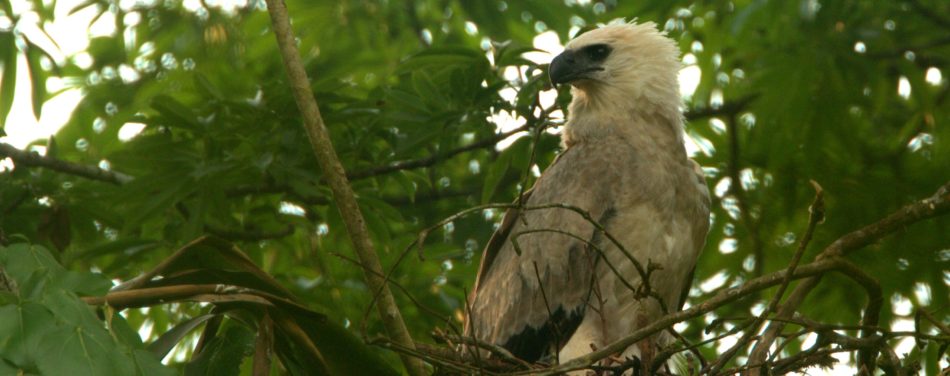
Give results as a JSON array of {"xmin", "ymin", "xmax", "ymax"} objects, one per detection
[{"xmin": 550, "ymin": 22, "xmax": 682, "ymax": 124}]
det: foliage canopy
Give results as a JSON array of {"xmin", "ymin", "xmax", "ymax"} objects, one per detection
[{"xmin": 1, "ymin": 0, "xmax": 948, "ymax": 374}]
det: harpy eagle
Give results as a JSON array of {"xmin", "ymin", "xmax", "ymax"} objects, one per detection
[{"xmin": 464, "ymin": 22, "xmax": 711, "ymax": 370}]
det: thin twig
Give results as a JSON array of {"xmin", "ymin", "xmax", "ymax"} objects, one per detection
[
  {"xmin": 433, "ymin": 333, "xmax": 535, "ymax": 370},
  {"xmin": 918, "ymin": 309, "xmax": 950, "ymax": 335},
  {"xmin": 461, "ymin": 286, "xmax": 486, "ymax": 373},
  {"xmin": 513, "ymin": 229, "xmax": 641, "ymax": 301},
  {"xmin": 328, "ymin": 252, "xmax": 460, "ymax": 338},
  {"xmin": 347, "ymin": 124, "xmax": 532, "ymax": 181},
  {"xmin": 374, "ymin": 338, "xmax": 509, "ymax": 374},
  {"xmin": 532, "ymin": 261, "xmax": 563, "ymax": 365},
  {"xmin": 769, "ymin": 181, "xmax": 825, "ymax": 314},
  {"xmin": 713, "ymin": 181, "xmax": 823, "ymax": 374}
]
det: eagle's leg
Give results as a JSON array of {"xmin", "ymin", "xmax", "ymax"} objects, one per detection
[
  {"xmin": 635, "ymin": 337, "xmax": 655, "ymax": 375},
  {"xmin": 635, "ymin": 315, "xmax": 655, "ymax": 376}
]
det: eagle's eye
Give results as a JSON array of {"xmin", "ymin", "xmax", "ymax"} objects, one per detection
[{"xmin": 584, "ymin": 44, "xmax": 612, "ymax": 62}]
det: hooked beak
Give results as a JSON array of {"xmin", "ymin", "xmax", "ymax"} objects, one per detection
[{"xmin": 549, "ymin": 49, "xmax": 604, "ymax": 86}]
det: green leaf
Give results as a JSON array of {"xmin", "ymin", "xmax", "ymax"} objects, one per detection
[
  {"xmin": 184, "ymin": 323, "xmax": 254, "ymax": 376},
  {"xmin": 108, "ymin": 312, "xmax": 147, "ymax": 349},
  {"xmin": 67, "ymin": 0, "xmax": 99, "ymax": 15},
  {"xmin": 34, "ymin": 320, "xmax": 136, "ymax": 376},
  {"xmin": 64, "ymin": 238, "xmax": 160, "ymax": 265},
  {"xmin": 123, "ymin": 177, "xmax": 195, "ymax": 229},
  {"xmin": 195, "ymin": 73, "xmax": 224, "ymax": 101},
  {"xmin": 148, "ymin": 314, "xmax": 217, "ymax": 359},
  {"xmin": 516, "ymin": 73, "xmax": 547, "ymax": 115},
  {"xmin": 390, "ymin": 171, "xmax": 418, "ymax": 203},
  {"xmin": 25, "ymin": 42, "xmax": 47, "ymax": 119},
  {"xmin": 0, "ymin": 243, "xmax": 111, "ymax": 298},
  {"xmin": 396, "ymin": 47, "xmax": 488, "ymax": 74},
  {"xmin": 410, "ymin": 70, "xmax": 444, "ymax": 110},
  {"xmin": 0, "ymin": 243, "xmax": 60, "ymax": 283},
  {"xmin": 293, "ymin": 313, "xmax": 399, "ymax": 376},
  {"xmin": 150, "ymin": 95, "xmax": 200, "ymax": 129},
  {"xmin": 0, "ymin": 31, "xmax": 16, "ymax": 129},
  {"xmin": 86, "ymin": 36, "xmax": 125, "ymax": 69},
  {"xmin": 495, "ymin": 44, "xmax": 542, "ymax": 67},
  {"xmin": 0, "ymin": 302, "xmax": 58, "ymax": 369},
  {"xmin": 482, "ymin": 149, "xmax": 513, "ymax": 203},
  {"xmin": 0, "ymin": 243, "xmax": 173, "ymax": 376}
]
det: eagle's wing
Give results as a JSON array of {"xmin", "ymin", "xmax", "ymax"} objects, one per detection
[
  {"xmin": 469, "ymin": 149, "xmax": 573, "ymax": 296},
  {"xmin": 470, "ymin": 190, "xmax": 532, "ymax": 297},
  {"xmin": 677, "ymin": 159, "xmax": 711, "ymax": 311},
  {"xmin": 465, "ymin": 146, "xmax": 613, "ymax": 362}
]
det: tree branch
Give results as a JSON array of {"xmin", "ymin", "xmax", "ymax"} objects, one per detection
[
  {"xmin": 906, "ymin": 0, "xmax": 950, "ymax": 29},
  {"xmin": 0, "ymin": 143, "xmax": 132, "ymax": 184},
  {"xmin": 523, "ymin": 258, "xmax": 842, "ymax": 375},
  {"xmin": 866, "ymin": 35, "xmax": 950, "ymax": 59},
  {"xmin": 262, "ymin": 1, "xmax": 425, "ymax": 375},
  {"xmin": 347, "ymin": 123, "xmax": 533, "ymax": 181},
  {"xmin": 833, "ymin": 258, "xmax": 884, "ymax": 374},
  {"xmin": 707, "ymin": 181, "xmax": 823, "ymax": 374},
  {"xmin": 686, "ymin": 94, "xmax": 757, "ymax": 120},
  {"xmin": 746, "ymin": 181, "xmax": 950, "ymax": 375}
]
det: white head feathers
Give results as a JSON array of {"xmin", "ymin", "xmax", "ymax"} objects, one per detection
[{"xmin": 553, "ymin": 22, "xmax": 684, "ymax": 147}]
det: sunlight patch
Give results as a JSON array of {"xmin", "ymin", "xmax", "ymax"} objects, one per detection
[
  {"xmin": 118, "ymin": 122, "xmax": 147, "ymax": 141},
  {"xmin": 853, "ymin": 41, "xmax": 866, "ymax": 53},
  {"xmin": 700, "ymin": 271, "xmax": 728, "ymax": 292},
  {"xmin": 679, "ymin": 64, "xmax": 701, "ymax": 99},
  {"xmin": 925, "ymin": 67, "xmax": 942, "ymax": 86},
  {"xmin": 524, "ymin": 30, "xmax": 563, "ymax": 65},
  {"xmin": 897, "ymin": 76, "xmax": 911, "ymax": 99},
  {"xmin": 279, "ymin": 201, "xmax": 305, "ymax": 217}
]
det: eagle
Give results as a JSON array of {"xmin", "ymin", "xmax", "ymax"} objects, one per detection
[{"xmin": 464, "ymin": 22, "xmax": 711, "ymax": 372}]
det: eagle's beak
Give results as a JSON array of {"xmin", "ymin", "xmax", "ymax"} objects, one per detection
[{"xmin": 549, "ymin": 49, "xmax": 603, "ymax": 86}]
